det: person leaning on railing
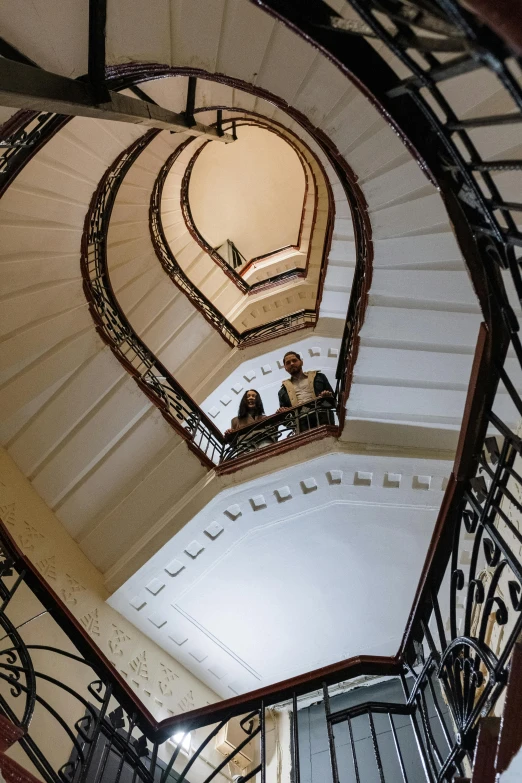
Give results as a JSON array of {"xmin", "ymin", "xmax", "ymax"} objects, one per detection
[
  {"xmin": 225, "ymin": 389, "xmax": 275, "ymax": 452},
  {"xmin": 276, "ymin": 350, "xmax": 336, "ymax": 433}
]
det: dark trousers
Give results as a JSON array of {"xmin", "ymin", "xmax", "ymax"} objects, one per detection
[{"xmin": 296, "ymin": 404, "xmax": 335, "ymax": 433}]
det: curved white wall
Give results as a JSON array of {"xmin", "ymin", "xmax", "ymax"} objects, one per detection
[{"xmin": 189, "ymin": 124, "xmax": 306, "ymax": 259}]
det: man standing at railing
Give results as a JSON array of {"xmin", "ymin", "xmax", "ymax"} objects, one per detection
[{"xmin": 276, "ymin": 350, "xmax": 336, "ymax": 432}]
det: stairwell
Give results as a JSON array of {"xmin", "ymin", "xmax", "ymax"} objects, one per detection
[{"xmin": 0, "ymin": 0, "xmax": 522, "ymax": 781}]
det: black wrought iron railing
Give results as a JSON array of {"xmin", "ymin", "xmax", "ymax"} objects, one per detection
[
  {"xmin": 0, "ymin": 110, "xmax": 68, "ymax": 197},
  {"xmin": 81, "ymin": 130, "xmax": 225, "ymax": 467},
  {"xmin": 148, "ymin": 138, "xmax": 242, "ymax": 347},
  {"xmin": 162, "ymin": 117, "xmax": 331, "ymax": 300},
  {"xmin": 253, "ymin": 0, "xmax": 522, "ymax": 281},
  {"xmin": 2, "ymin": 295, "xmax": 522, "ymax": 781},
  {"xmin": 4, "ymin": 2, "xmax": 522, "ymax": 774},
  {"xmin": 212, "ymin": 238, "xmax": 305, "ymax": 290},
  {"xmin": 334, "ymin": 177, "xmax": 372, "ymax": 422},
  {"xmin": 244, "ymin": 0, "xmax": 522, "ymax": 778},
  {"xmin": 221, "ymin": 398, "xmax": 338, "ymax": 464},
  {"xmin": 77, "ymin": 123, "xmax": 337, "ymax": 468}
]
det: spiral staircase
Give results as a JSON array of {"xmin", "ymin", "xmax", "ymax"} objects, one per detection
[{"xmin": 0, "ymin": 0, "xmax": 522, "ymax": 781}]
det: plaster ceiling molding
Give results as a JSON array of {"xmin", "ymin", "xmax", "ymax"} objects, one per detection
[
  {"xmin": 108, "ymin": 451, "xmax": 452, "ymax": 698},
  {"xmin": 201, "ymin": 334, "xmax": 341, "ymax": 428}
]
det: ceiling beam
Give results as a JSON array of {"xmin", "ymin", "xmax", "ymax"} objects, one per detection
[
  {"xmin": 0, "ymin": 59, "xmax": 235, "ymax": 142},
  {"xmin": 129, "ymin": 85, "xmax": 158, "ymax": 105},
  {"xmin": 184, "ymin": 76, "xmax": 197, "ymax": 127},
  {"xmin": 0, "ymin": 36, "xmax": 38, "ymax": 67},
  {"xmin": 88, "ymin": 0, "xmax": 109, "ymax": 102}
]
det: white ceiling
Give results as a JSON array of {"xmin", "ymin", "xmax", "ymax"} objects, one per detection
[
  {"xmin": 108, "ymin": 451, "xmax": 451, "ymax": 699},
  {"xmin": 188, "ymin": 125, "xmax": 306, "ymax": 260}
]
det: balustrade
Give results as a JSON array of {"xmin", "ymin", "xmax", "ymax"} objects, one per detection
[{"xmin": 1, "ymin": 0, "xmax": 522, "ymax": 778}]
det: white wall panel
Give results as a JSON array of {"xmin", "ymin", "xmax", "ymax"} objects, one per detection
[
  {"xmin": 347, "ymin": 384, "xmax": 467, "ymax": 425},
  {"xmin": 293, "ymin": 58, "xmax": 353, "ymax": 127},
  {"xmin": 323, "ymin": 93, "xmax": 380, "ymax": 155},
  {"xmin": 348, "ymin": 126, "xmax": 408, "ymax": 180},
  {"xmin": 372, "ymin": 193, "xmax": 448, "ymax": 239},
  {"xmin": 255, "ymin": 24, "xmax": 318, "ymax": 105},
  {"xmin": 364, "ymin": 159, "xmax": 431, "ymax": 210},
  {"xmin": 369, "ymin": 270, "xmax": 480, "ymax": 310},
  {"xmin": 107, "ymin": 0, "xmax": 172, "ymax": 66},
  {"xmin": 360, "ymin": 307, "xmax": 480, "ymax": 350},
  {"xmin": 56, "ymin": 410, "xmax": 177, "ymax": 540},
  {"xmin": 0, "ymin": 0, "xmax": 88, "ymax": 77},
  {"xmin": 0, "ymin": 330, "xmax": 99, "ymax": 424},
  {"xmin": 0, "ymin": 281, "xmax": 86, "ymax": 338},
  {"xmin": 170, "ymin": 0, "xmax": 227, "ymax": 72},
  {"xmin": 31, "ymin": 378, "xmax": 151, "ymax": 508},
  {"xmin": 80, "ymin": 439, "xmax": 207, "ymax": 572},
  {"xmin": 373, "ymin": 234, "xmax": 463, "ymax": 269},
  {"xmin": 354, "ymin": 346, "xmax": 474, "ymax": 388},
  {"xmin": 8, "ymin": 348, "xmax": 125, "ymax": 476},
  {"xmin": 0, "ymin": 307, "xmax": 92, "ymax": 386},
  {"xmin": 217, "ymin": 0, "xmax": 276, "ymax": 83}
]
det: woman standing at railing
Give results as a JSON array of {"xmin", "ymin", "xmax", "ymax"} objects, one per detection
[
  {"xmin": 225, "ymin": 389, "xmax": 274, "ymax": 453},
  {"xmin": 226, "ymin": 389, "xmax": 266, "ymax": 434}
]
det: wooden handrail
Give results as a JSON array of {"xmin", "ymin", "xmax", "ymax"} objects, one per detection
[{"xmin": 222, "ymin": 397, "xmax": 337, "ymax": 443}]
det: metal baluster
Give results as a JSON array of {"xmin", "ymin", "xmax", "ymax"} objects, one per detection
[
  {"xmin": 0, "ymin": 569, "xmax": 26, "ymax": 613},
  {"xmin": 113, "ymin": 712, "xmax": 137, "ymax": 783},
  {"xmin": 160, "ymin": 730, "xmax": 188, "ymax": 783},
  {"xmin": 323, "ymin": 683, "xmax": 340, "ymax": 783},
  {"xmin": 420, "ymin": 618, "xmax": 439, "ymax": 658},
  {"xmin": 176, "ymin": 718, "xmax": 231, "ymax": 783},
  {"xmin": 292, "ymin": 692, "xmax": 301, "ymax": 783},
  {"xmin": 149, "ymin": 736, "xmax": 159, "ymax": 782},
  {"xmin": 429, "ymin": 589, "xmax": 448, "ymax": 653},
  {"xmin": 260, "ymin": 700, "xmax": 266, "ymax": 783},
  {"xmin": 418, "ymin": 689, "xmax": 443, "ymax": 771},
  {"xmin": 389, "ymin": 714, "xmax": 409, "ymax": 783},
  {"xmin": 368, "ymin": 709, "xmax": 385, "ymax": 783},
  {"xmin": 78, "ymin": 682, "xmax": 112, "ymax": 783},
  {"xmin": 425, "ymin": 671, "xmax": 456, "ymax": 753},
  {"xmin": 400, "ymin": 673, "xmax": 435, "ymax": 783},
  {"xmin": 346, "ymin": 717, "xmax": 360, "ymax": 783},
  {"xmin": 93, "ymin": 730, "xmax": 115, "ymax": 783}
]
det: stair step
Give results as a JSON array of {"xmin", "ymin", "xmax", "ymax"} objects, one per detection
[
  {"xmin": 0, "ymin": 716, "xmax": 24, "ymax": 752},
  {"xmin": 496, "ymin": 635, "xmax": 522, "ymax": 774},
  {"xmin": 0, "ymin": 754, "xmax": 41, "ymax": 783},
  {"xmin": 471, "ymin": 717, "xmax": 500, "ymax": 783}
]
